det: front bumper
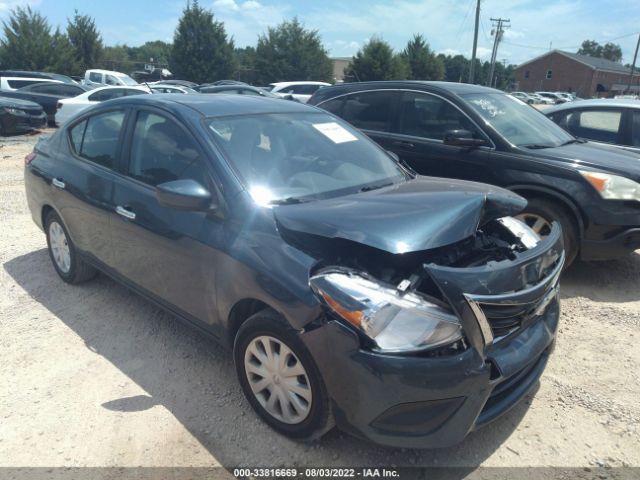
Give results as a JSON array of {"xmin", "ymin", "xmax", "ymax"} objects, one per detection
[
  {"xmin": 301, "ymin": 300, "xmax": 558, "ymax": 448},
  {"xmin": 581, "ymin": 227, "xmax": 640, "ymax": 260},
  {"xmin": 301, "ymin": 222, "xmax": 564, "ymax": 448},
  {"xmin": 2, "ymin": 110, "xmax": 47, "ymax": 134}
]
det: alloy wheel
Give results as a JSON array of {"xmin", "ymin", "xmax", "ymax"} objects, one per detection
[
  {"xmin": 244, "ymin": 335, "xmax": 312, "ymax": 424},
  {"xmin": 515, "ymin": 212, "xmax": 553, "ymax": 238}
]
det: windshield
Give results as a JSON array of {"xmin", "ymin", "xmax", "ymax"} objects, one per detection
[
  {"xmin": 119, "ymin": 75, "xmax": 139, "ymax": 86},
  {"xmin": 462, "ymin": 93, "xmax": 574, "ymax": 148},
  {"xmin": 207, "ymin": 112, "xmax": 408, "ymax": 204}
]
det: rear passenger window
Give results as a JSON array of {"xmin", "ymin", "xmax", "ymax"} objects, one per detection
[
  {"xmin": 577, "ymin": 110, "xmax": 622, "ymax": 143},
  {"xmin": 127, "ymin": 111, "xmax": 208, "ymax": 187},
  {"xmin": 632, "ymin": 111, "xmax": 640, "ymax": 147},
  {"xmin": 342, "ymin": 91, "xmax": 394, "ymax": 131},
  {"xmin": 398, "ymin": 91, "xmax": 480, "ymax": 140},
  {"xmin": 68, "ymin": 110, "xmax": 126, "ymax": 169},
  {"xmin": 319, "ymin": 97, "xmax": 344, "ymax": 116}
]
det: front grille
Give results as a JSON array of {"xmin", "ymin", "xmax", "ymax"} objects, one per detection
[
  {"xmin": 477, "ymin": 297, "xmax": 551, "ymax": 338},
  {"xmin": 465, "ymin": 254, "xmax": 564, "ymax": 344}
]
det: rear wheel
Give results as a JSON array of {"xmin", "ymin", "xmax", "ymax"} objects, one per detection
[
  {"xmin": 515, "ymin": 197, "xmax": 579, "ymax": 267},
  {"xmin": 45, "ymin": 211, "xmax": 97, "ymax": 284},
  {"xmin": 234, "ymin": 309, "xmax": 333, "ymax": 440}
]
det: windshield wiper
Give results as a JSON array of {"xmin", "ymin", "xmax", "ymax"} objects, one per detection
[
  {"xmin": 270, "ymin": 197, "xmax": 305, "ymax": 205},
  {"xmin": 560, "ymin": 138, "xmax": 586, "ymax": 146},
  {"xmin": 359, "ymin": 182, "xmax": 393, "ymax": 192},
  {"xmin": 521, "ymin": 144, "xmax": 554, "ymax": 149}
]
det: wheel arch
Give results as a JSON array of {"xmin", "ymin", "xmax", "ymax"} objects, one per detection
[
  {"xmin": 227, "ymin": 298, "xmax": 272, "ymax": 346},
  {"xmin": 506, "ymin": 184, "xmax": 586, "ymax": 238}
]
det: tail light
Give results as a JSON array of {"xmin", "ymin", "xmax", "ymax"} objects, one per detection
[
  {"xmin": 56, "ymin": 102, "xmax": 63, "ymax": 110},
  {"xmin": 25, "ymin": 152, "xmax": 36, "ymax": 165}
]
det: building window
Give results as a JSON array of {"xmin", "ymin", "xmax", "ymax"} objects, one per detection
[
  {"xmin": 546, "ymin": 70, "xmax": 553, "ymax": 79},
  {"xmin": 524, "ymin": 70, "xmax": 530, "ymax": 79}
]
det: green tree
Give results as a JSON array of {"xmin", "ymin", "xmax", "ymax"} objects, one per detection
[
  {"xmin": 344, "ymin": 37, "xmax": 407, "ymax": 82},
  {"xmin": 439, "ymin": 54, "xmax": 468, "ymax": 82},
  {"xmin": 67, "ymin": 10, "xmax": 104, "ymax": 71},
  {"xmin": 0, "ymin": 6, "xmax": 52, "ymax": 70},
  {"xmin": 131, "ymin": 40, "xmax": 172, "ymax": 64},
  {"xmin": 253, "ymin": 18, "xmax": 333, "ymax": 84},
  {"xmin": 170, "ymin": 1, "xmax": 236, "ymax": 83},
  {"xmin": 577, "ymin": 39, "xmax": 623, "ymax": 63},
  {"xmin": 401, "ymin": 34, "xmax": 444, "ymax": 80},
  {"xmin": 49, "ymin": 28, "xmax": 79, "ymax": 75},
  {"xmin": 102, "ymin": 45, "xmax": 132, "ymax": 72},
  {"xmin": 234, "ymin": 46, "xmax": 258, "ymax": 84}
]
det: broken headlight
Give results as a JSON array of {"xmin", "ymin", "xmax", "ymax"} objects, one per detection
[{"xmin": 309, "ymin": 268, "xmax": 462, "ymax": 353}]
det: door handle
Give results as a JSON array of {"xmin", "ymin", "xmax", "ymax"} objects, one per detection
[
  {"xmin": 392, "ymin": 140, "xmax": 415, "ymax": 148},
  {"xmin": 52, "ymin": 178, "xmax": 65, "ymax": 189},
  {"xmin": 116, "ymin": 205, "xmax": 136, "ymax": 220}
]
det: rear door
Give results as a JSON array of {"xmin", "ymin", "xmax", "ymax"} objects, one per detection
[
  {"xmin": 51, "ymin": 108, "xmax": 128, "ymax": 265},
  {"xmin": 319, "ymin": 90, "xmax": 399, "ymax": 152},
  {"xmin": 110, "ymin": 107, "xmax": 221, "ymax": 324}
]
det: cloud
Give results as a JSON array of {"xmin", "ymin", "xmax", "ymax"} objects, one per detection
[
  {"xmin": 241, "ymin": 0, "xmax": 262, "ymax": 10},
  {"xmin": 212, "ymin": 0, "xmax": 239, "ymax": 11}
]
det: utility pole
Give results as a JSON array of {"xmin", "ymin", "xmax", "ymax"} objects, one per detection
[
  {"xmin": 487, "ymin": 18, "xmax": 510, "ymax": 87},
  {"xmin": 468, "ymin": 0, "xmax": 481, "ymax": 84},
  {"xmin": 627, "ymin": 33, "xmax": 640, "ymax": 95}
]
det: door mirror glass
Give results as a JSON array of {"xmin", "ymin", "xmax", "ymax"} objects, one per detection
[
  {"xmin": 443, "ymin": 129, "xmax": 486, "ymax": 147},
  {"xmin": 155, "ymin": 179, "xmax": 214, "ymax": 211}
]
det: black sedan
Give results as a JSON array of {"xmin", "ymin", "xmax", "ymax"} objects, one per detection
[
  {"xmin": 0, "ymin": 96, "xmax": 47, "ymax": 135},
  {"xmin": 0, "ymin": 82, "xmax": 90, "ymax": 125},
  {"xmin": 24, "ymin": 94, "xmax": 563, "ymax": 448},
  {"xmin": 309, "ymin": 81, "xmax": 640, "ymax": 265}
]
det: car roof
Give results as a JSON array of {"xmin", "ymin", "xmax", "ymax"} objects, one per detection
[
  {"xmin": 105, "ymin": 93, "xmax": 318, "ymax": 117},
  {"xmin": 545, "ymin": 98, "xmax": 640, "ymax": 113},
  {"xmin": 271, "ymin": 81, "xmax": 331, "ymax": 87},
  {"xmin": 86, "ymin": 69, "xmax": 130, "ymax": 77},
  {"xmin": 314, "ymin": 80, "xmax": 501, "ymax": 96}
]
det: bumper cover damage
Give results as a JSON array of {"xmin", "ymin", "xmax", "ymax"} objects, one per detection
[{"xmin": 298, "ymin": 218, "xmax": 564, "ymax": 448}]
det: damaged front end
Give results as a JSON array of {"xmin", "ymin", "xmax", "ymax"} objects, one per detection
[{"xmin": 305, "ymin": 215, "xmax": 564, "ymax": 357}]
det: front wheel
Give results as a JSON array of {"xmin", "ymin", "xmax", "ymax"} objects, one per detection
[
  {"xmin": 515, "ymin": 197, "xmax": 579, "ymax": 267},
  {"xmin": 234, "ymin": 309, "xmax": 334, "ymax": 440}
]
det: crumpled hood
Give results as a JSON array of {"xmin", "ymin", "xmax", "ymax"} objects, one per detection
[{"xmin": 274, "ymin": 176, "xmax": 526, "ymax": 254}]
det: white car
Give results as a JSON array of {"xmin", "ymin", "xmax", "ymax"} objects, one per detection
[
  {"xmin": 0, "ymin": 77, "xmax": 61, "ymax": 91},
  {"xmin": 84, "ymin": 69, "xmax": 139, "ymax": 88},
  {"xmin": 268, "ymin": 81, "xmax": 331, "ymax": 103},
  {"xmin": 55, "ymin": 86, "xmax": 150, "ymax": 125}
]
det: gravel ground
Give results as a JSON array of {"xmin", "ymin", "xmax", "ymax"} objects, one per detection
[{"xmin": 1, "ymin": 131, "xmax": 639, "ymax": 476}]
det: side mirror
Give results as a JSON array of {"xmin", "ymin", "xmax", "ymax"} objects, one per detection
[
  {"xmin": 155, "ymin": 179, "xmax": 215, "ymax": 211},
  {"xmin": 443, "ymin": 129, "xmax": 486, "ymax": 148}
]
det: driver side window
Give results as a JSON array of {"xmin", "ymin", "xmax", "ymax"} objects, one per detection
[
  {"xmin": 127, "ymin": 111, "xmax": 208, "ymax": 187},
  {"xmin": 398, "ymin": 91, "xmax": 481, "ymax": 141}
]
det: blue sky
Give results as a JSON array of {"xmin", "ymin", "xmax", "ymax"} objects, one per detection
[{"xmin": 1, "ymin": 0, "xmax": 639, "ymax": 65}]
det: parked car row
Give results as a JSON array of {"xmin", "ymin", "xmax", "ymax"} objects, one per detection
[{"xmin": 509, "ymin": 91, "xmax": 578, "ymax": 105}]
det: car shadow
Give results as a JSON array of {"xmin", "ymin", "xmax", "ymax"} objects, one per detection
[
  {"xmin": 561, "ymin": 251, "xmax": 640, "ymax": 303},
  {"xmin": 4, "ymin": 248, "xmax": 531, "ymax": 475}
]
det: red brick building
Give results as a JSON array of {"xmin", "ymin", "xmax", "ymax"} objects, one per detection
[{"xmin": 514, "ymin": 50, "xmax": 640, "ymax": 98}]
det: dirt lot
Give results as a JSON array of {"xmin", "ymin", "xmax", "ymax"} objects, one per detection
[{"xmin": 1, "ymin": 131, "xmax": 639, "ymax": 476}]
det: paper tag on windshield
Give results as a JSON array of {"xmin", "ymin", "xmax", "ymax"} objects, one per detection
[{"xmin": 312, "ymin": 122, "xmax": 358, "ymax": 144}]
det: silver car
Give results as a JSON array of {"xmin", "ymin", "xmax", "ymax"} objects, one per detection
[{"xmin": 545, "ymin": 99, "xmax": 640, "ymax": 154}]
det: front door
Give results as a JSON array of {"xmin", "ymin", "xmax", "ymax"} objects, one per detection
[
  {"xmin": 388, "ymin": 91, "xmax": 492, "ymax": 183},
  {"xmin": 110, "ymin": 109, "xmax": 222, "ymax": 325}
]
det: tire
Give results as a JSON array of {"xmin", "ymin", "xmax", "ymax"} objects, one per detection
[
  {"xmin": 234, "ymin": 308, "xmax": 334, "ymax": 440},
  {"xmin": 45, "ymin": 210, "xmax": 97, "ymax": 284},
  {"xmin": 516, "ymin": 197, "xmax": 579, "ymax": 267}
]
